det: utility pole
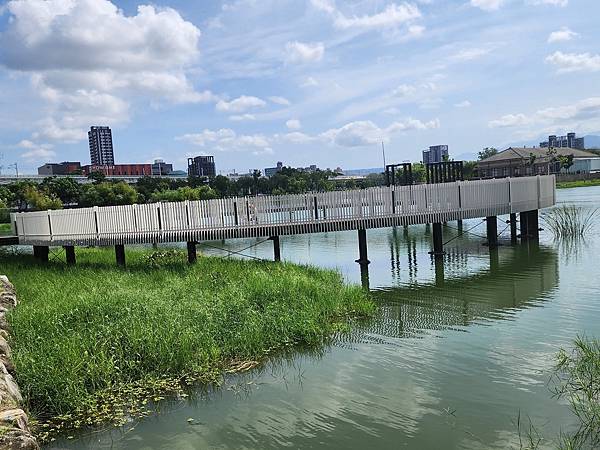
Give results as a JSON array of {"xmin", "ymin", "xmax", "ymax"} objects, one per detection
[{"xmin": 381, "ymin": 141, "xmax": 386, "ymax": 172}]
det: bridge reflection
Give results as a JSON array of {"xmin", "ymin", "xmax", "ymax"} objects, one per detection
[{"xmin": 351, "ymin": 242, "xmax": 558, "ymax": 341}]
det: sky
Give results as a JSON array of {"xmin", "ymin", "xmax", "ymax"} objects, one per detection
[{"xmin": 0, "ymin": 0, "xmax": 599, "ymax": 175}]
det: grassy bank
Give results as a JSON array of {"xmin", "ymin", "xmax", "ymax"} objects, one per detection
[
  {"xmin": 0, "ymin": 248, "xmax": 373, "ymax": 439},
  {"xmin": 556, "ymin": 179, "xmax": 600, "ymax": 189}
]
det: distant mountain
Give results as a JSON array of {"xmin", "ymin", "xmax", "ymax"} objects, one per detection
[
  {"xmin": 583, "ymin": 135, "xmax": 600, "ymax": 149},
  {"xmin": 342, "ymin": 167, "xmax": 383, "ymax": 176}
]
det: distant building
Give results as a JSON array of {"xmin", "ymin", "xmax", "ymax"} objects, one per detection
[
  {"xmin": 151, "ymin": 159, "xmax": 173, "ymax": 176},
  {"xmin": 540, "ymin": 132, "xmax": 585, "ymax": 150},
  {"xmin": 264, "ymin": 161, "xmax": 283, "ymax": 177},
  {"xmin": 422, "ymin": 145, "xmax": 449, "ymax": 164},
  {"xmin": 477, "ymin": 147, "xmax": 600, "ymax": 178},
  {"xmin": 82, "ymin": 164, "xmax": 152, "ymax": 176},
  {"xmin": 38, "ymin": 161, "xmax": 81, "ymax": 176},
  {"xmin": 188, "ymin": 155, "xmax": 216, "ymax": 178},
  {"xmin": 88, "ymin": 126, "xmax": 114, "ymax": 166}
]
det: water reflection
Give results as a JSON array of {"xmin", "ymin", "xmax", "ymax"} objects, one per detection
[{"xmin": 352, "ymin": 243, "xmax": 558, "ymax": 341}]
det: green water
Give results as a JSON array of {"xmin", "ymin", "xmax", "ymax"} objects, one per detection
[{"xmin": 53, "ymin": 187, "xmax": 599, "ymax": 449}]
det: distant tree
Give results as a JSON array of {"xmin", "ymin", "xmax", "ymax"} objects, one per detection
[
  {"xmin": 24, "ymin": 186, "xmax": 62, "ymax": 211},
  {"xmin": 557, "ymin": 154, "xmax": 574, "ymax": 172},
  {"xmin": 463, "ymin": 161, "xmax": 477, "ymax": 180},
  {"xmin": 188, "ymin": 175, "xmax": 209, "ymax": 188},
  {"xmin": 411, "ymin": 163, "xmax": 426, "ymax": 183},
  {"xmin": 40, "ymin": 177, "xmax": 81, "ymax": 204},
  {"xmin": 87, "ymin": 171, "xmax": 106, "ymax": 184},
  {"xmin": 478, "ymin": 147, "xmax": 498, "ymax": 161},
  {"xmin": 80, "ymin": 182, "xmax": 138, "ymax": 207}
]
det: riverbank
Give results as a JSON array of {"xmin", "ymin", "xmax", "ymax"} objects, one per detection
[
  {"xmin": 0, "ymin": 248, "xmax": 373, "ymax": 442},
  {"xmin": 556, "ymin": 179, "xmax": 600, "ymax": 189}
]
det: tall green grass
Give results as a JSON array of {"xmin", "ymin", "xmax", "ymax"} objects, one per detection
[
  {"xmin": 0, "ymin": 223, "xmax": 11, "ymax": 236},
  {"xmin": 0, "ymin": 248, "xmax": 373, "ymax": 431},
  {"xmin": 542, "ymin": 206, "xmax": 598, "ymax": 239},
  {"xmin": 556, "ymin": 179, "xmax": 600, "ymax": 189}
]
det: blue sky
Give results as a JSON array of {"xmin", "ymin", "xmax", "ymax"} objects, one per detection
[{"xmin": 0, "ymin": 0, "xmax": 599, "ymax": 174}]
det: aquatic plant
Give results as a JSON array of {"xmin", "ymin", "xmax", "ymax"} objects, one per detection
[
  {"xmin": 542, "ymin": 206, "xmax": 598, "ymax": 239},
  {"xmin": 0, "ymin": 248, "xmax": 373, "ymax": 441},
  {"xmin": 552, "ymin": 336, "xmax": 600, "ymax": 449}
]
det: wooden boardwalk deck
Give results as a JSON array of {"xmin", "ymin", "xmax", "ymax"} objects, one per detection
[{"xmin": 10, "ymin": 175, "xmax": 555, "ymax": 247}]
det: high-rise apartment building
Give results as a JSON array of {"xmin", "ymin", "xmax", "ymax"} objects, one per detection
[
  {"xmin": 188, "ymin": 155, "xmax": 216, "ymax": 177},
  {"xmin": 540, "ymin": 132, "xmax": 585, "ymax": 150},
  {"xmin": 422, "ymin": 145, "xmax": 449, "ymax": 164},
  {"xmin": 88, "ymin": 126, "xmax": 114, "ymax": 166}
]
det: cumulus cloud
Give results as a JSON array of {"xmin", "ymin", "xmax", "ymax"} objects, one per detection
[
  {"xmin": 547, "ymin": 27, "xmax": 578, "ymax": 43},
  {"xmin": 176, "ymin": 128, "xmax": 271, "ymax": 153},
  {"xmin": 529, "ymin": 0, "xmax": 568, "ymax": 6},
  {"xmin": 488, "ymin": 113, "xmax": 530, "ymax": 128},
  {"xmin": 321, "ymin": 118, "xmax": 439, "ymax": 147},
  {"xmin": 311, "ymin": 1, "xmax": 422, "ymax": 31},
  {"xmin": 281, "ymin": 132, "xmax": 313, "ymax": 144},
  {"xmin": 216, "ymin": 95, "xmax": 267, "ymax": 113},
  {"xmin": 488, "ymin": 97, "xmax": 600, "ymax": 130},
  {"xmin": 0, "ymin": 0, "xmax": 206, "ymax": 142},
  {"xmin": 392, "ymin": 84, "xmax": 417, "ymax": 97},
  {"xmin": 286, "ymin": 119, "xmax": 302, "ymax": 130},
  {"xmin": 18, "ymin": 140, "xmax": 56, "ymax": 161},
  {"xmin": 285, "ymin": 41, "xmax": 325, "ymax": 63},
  {"xmin": 545, "ymin": 51, "xmax": 600, "ymax": 73},
  {"xmin": 470, "ymin": 0, "xmax": 504, "ymax": 11}
]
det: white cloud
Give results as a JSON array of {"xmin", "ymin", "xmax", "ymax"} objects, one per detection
[
  {"xmin": 18, "ymin": 140, "xmax": 56, "ymax": 161},
  {"xmin": 0, "ymin": 0, "xmax": 205, "ymax": 142},
  {"xmin": 285, "ymin": 41, "xmax": 325, "ymax": 63},
  {"xmin": 451, "ymin": 48, "xmax": 490, "ymax": 61},
  {"xmin": 470, "ymin": 0, "xmax": 505, "ymax": 11},
  {"xmin": 547, "ymin": 27, "xmax": 578, "ymax": 43},
  {"xmin": 545, "ymin": 51, "xmax": 600, "ymax": 73},
  {"xmin": 529, "ymin": 0, "xmax": 568, "ymax": 6},
  {"xmin": 321, "ymin": 118, "xmax": 439, "ymax": 147},
  {"xmin": 269, "ymin": 96, "xmax": 291, "ymax": 106},
  {"xmin": 488, "ymin": 113, "xmax": 530, "ymax": 128},
  {"xmin": 176, "ymin": 128, "xmax": 272, "ymax": 153},
  {"xmin": 488, "ymin": 97, "xmax": 600, "ymax": 130},
  {"xmin": 454, "ymin": 100, "xmax": 472, "ymax": 108},
  {"xmin": 282, "ymin": 132, "xmax": 313, "ymax": 143},
  {"xmin": 216, "ymin": 95, "xmax": 267, "ymax": 113},
  {"xmin": 311, "ymin": 1, "xmax": 422, "ymax": 33},
  {"xmin": 301, "ymin": 77, "xmax": 319, "ymax": 88},
  {"xmin": 392, "ymin": 84, "xmax": 417, "ymax": 97},
  {"xmin": 286, "ymin": 119, "xmax": 302, "ymax": 130}
]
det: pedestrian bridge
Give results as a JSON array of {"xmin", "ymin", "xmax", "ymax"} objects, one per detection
[{"xmin": 11, "ymin": 175, "xmax": 554, "ymax": 250}]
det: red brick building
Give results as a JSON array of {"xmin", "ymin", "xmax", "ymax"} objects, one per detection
[{"xmin": 82, "ymin": 164, "xmax": 152, "ymax": 176}]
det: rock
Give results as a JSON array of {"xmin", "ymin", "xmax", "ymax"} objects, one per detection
[
  {"xmin": 0, "ymin": 293, "xmax": 16, "ymax": 311},
  {"xmin": 0, "ymin": 276, "xmax": 13, "ymax": 291},
  {"xmin": 0, "ymin": 374, "xmax": 22, "ymax": 409},
  {"xmin": 0, "ymin": 410, "xmax": 29, "ymax": 432},
  {"xmin": 0, "ymin": 338, "xmax": 11, "ymax": 360},
  {"xmin": 0, "ymin": 429, "xmax": 39, "ymax": 450}
]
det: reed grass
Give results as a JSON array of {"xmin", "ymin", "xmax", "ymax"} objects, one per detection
[
  {"xmin": 556, "ymin": 179, "xmax": 600, "ymax": 189},
  {"xmin": 552, "ymin": 336, "xmax": 600, "ymax": 449},
  {"xmin": 0, "ymin": 248, "xmax": 373, "ymax": 436},
  {"xmin": 0, "ymin": 223, "xmax": 11, "ymax": 236},
  {"xmin": 542, "ymin": 206, "xmax": 598, "ymax": 238}
]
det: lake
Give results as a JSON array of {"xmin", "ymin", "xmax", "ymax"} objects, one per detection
[{"xmin": 52, "ymin": 187, "xmax": 600, "ymax": 449}]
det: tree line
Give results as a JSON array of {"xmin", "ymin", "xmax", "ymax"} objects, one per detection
[{"xmin": 0, "ymin": 162, "xmax": 481, "ymax": 221}]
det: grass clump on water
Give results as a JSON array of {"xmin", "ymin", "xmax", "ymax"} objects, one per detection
[
  {"xmin": 552, "ymin": 336, "xmax": 600, "ymax": 449},
  {"xmin": 0, "ymin": 248, "xmax": 373, "ymax": 440},
  {"xmin": 542, "ymin": 206, "xmax": 598, "ymax": 239}
]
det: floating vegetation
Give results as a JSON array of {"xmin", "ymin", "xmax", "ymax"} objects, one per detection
[{"xmin": 542, "ymin": 206, "xmax": 598, "ymax": 239}]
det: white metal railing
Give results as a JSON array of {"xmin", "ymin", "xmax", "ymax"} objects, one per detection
[{"xmin": 10, "ymin": 175, "xmax": 555, "ymax": 246}]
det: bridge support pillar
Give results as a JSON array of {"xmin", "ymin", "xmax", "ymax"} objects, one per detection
[
  {"xmin": 355, "ymin": 229, "xmax": 370, "ymax": 264},
  {"xmin": 33, "ymin": 245, "xmax": 49, "ymax": 262},
  {"xmin": 486, "ymin": 216, "xmax": 498, "ymax": 248},
  {"xmin": 115, "ymin": 245, "xmax": 126, "ymax": 267},
  {"xmin": 509, "ymin": 213, "xmax": 517, "ymax": 244},
  {"xmin": 520, "ymin": 210, "xmax": 539, "ymax": 240},
  {"xmin": 187, "ymin": 241, "xmax": 197, "ymax": 264},
  {"xmin": 429, "ymin": 223, "xmax": 444, "ymax": 257},
  {"xmin": 64, "ymin": 246, "xmax": 76, "ymax": 265},
  {"xmin": 269, "ymin": 236, "xmax": 281, "ymax": 262}
]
